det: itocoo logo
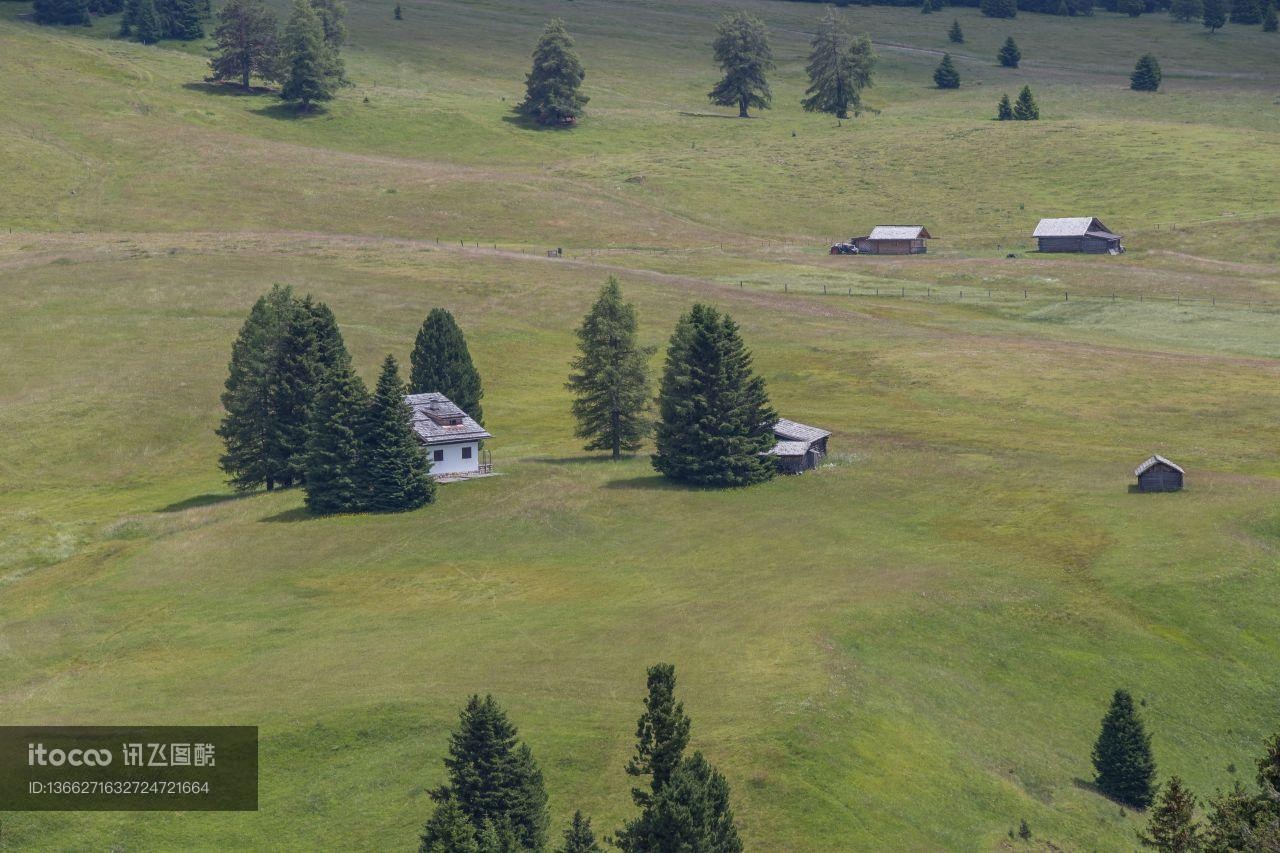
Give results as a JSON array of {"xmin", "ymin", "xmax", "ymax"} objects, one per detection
[{"xmin": 27, "ymin": 743, "xmax": 113, "ymax": 767}]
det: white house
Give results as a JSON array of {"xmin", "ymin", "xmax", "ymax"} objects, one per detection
[{"xmin": 403, "ymin": 392, "xmax": 492, "ymax": 478}]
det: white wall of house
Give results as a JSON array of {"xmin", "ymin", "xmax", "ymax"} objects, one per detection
[{"xmin": 425, "ymin": 441, "xmax": 480, "ymax": 476}]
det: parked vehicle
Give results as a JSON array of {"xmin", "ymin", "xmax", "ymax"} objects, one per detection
[{"xmin": 829, "ymin": 241, "xmax": 859, "ymax": 255}]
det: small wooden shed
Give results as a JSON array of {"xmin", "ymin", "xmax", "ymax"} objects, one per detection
[
  {"xmin": 1134, "ymin": 455, "xmax": 1183, "ymax": 492},
  {"xmin": 1033, "ymin": 217, "xmax": 1123, "ymax": 254},
  {"xmin": 853, "ymin": 226, "xmax": 932, "ymax": 255},
  {"xmin": 766, "ymin": 419, "xmax": 831, "ymax": 474}
]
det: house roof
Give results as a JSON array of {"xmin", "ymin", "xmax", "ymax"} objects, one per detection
[
  {"xmin": 1034, "ymin": 217, "xmax": 1119, "ymax": 238},
  {"xmin": 867, "ymin": 226, "xmax": 932, "ymax": 241},
  {"xmin": 774, "ymin": 419, "xmax": 831, "ymax": 443},
  {"xmin": 404, "ymin": 392, "xmax": 491, "ymax": 445},
  {"xmin": 767, "ymin": 440, "xmax": 812, "ymax": 457},
  {"xmin": 1134, "ymin": 454, "xmax": 1184, "ymax": 476}
]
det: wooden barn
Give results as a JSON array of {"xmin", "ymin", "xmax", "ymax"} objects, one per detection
[
  {"xmin": 1134, "ymin": 455, "xmax": 1184, "ymax": 492},
  {"xmin": 1033, "ymin": 217, "xmax": 1124, "ymax": 254},
  {"xmin": 766, "ymin": 419, "xmax": 831, "ymax": 474},
  {"xmin": 853, "ymin": 226, "xmax": 932, "ymax": 255}
]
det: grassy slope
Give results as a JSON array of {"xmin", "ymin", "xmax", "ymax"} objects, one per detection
[{"xmin": 1, "ymin": 0, "xmax": 1279, "ymax": 849}]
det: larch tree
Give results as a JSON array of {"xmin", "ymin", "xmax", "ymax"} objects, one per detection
[
  {"xmin": 517, "ymin": 19, "xmax": 588, "ymax": 126},
  {"xmin": 709, "ymin": 11, "xmax": 774, "ymax": 118},
  {"xmin": 948, "ymin": 17, "xmax": 965, "ymax": 41},
  {"xmin": 359, "ymin": 355, "xmax": 434, "ymax": 512},
  {"xmin": 651, "ymin": 304, "xmax": 777, "ymax": 487},
  {"xmin": 566, "ymin": 278, "xmax": 653, "ymax": 460},
  {"xmin": 1139, "ymin": 777, "xmax": 1203, "ymax": 852},
  {"xmin": 801, "ymin": 8, "xmax": 876, "ymax": 120},
  {"xmin": 209, "ymin": 0, "xmax": 280, "ymax": 90},
  {"xmin": 996, "ymin": 93, "xmax": 1014, "ymax": 119},
  {"xmin": 557, "ymin": 811, "xmax": 602, "ymax": 853},
  {"xmin": 1013, "ymin": 85, "xmax": 1039, "ymax": 119},
  {"xmin": 998, "ymin": 36, "xmax": 1021, "ymax": 67},
  {"xmin": 1170, "ymin": 0, "xmax": 1204, "ymax": 21},
  {"xmin": 1092, "ymin": 689, "xmax": 1157, "ymax": 809},
  {"xmin": 1130, "ymin": 53, "xmax": 1162, "ymax": 91},
  {"xmin": 303, "ymin": 355, "xmax": 368, "ymax": 514},
  {"xmin": 280, "ymin": 0, "xmax": 343, "ymax": 110},
  {"xmin": 1202, "ymin": 0, "xmax": 1227, "ymax": 29},
  {"xmin": 409, "ymin": 308, "xmax": 485, "ymax": 424},
  {"xmin": 933, "ymin": 52, "xmax": 960, "ymax": 88}
]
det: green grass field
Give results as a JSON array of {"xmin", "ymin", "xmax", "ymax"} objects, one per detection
[{"xmin": 2, "ymin": 0, "xmax": 1279, "ymax": 848}]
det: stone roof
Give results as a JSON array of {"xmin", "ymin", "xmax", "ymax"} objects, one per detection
[{"xmin": 404, "ymin": 392, "xmax": 491, "ymax": 445}]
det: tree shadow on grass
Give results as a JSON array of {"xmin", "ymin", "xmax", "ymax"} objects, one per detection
[
  {"xmin": 499, "ymin": 113, "xmax": 576, "ymax": 132},
  {"xmin": 528, "ymin": 455, "xmax": 638, "ymax": 466},
  {"xmin": 155, "ymin": 492, "xmax": 251, "ymax": 513},
  {"xmin": 258, "ymin": 506, "xmax": 319, "ymax": 523},
  {"xmin": 601, "ymin": 474, "xmax": 687, "ymax": 491},
  {"xmin": 182, "ymin": 81, "xmax": 275, "ymax": 97},
  {"xmin": 253, "ymin": 102, "xmax": 327, "ymax": 121},
  {"xmin": 676, "ymin": 111, "xmax": 751, "ymax": 119}
]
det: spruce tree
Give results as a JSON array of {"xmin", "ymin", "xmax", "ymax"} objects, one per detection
[
  {"xmin": 981, "ymin": 0, "xmax": 1018, "ymax": 17},
  {"xmin": 409, "ymin": 308, "xmax": 485, "ymax": 424},
  {"xmin": 709, "ymin": 11, "xmax": 774, "ymax": 118},
  {"xmin": 1231, "ymin": 0, "xmax": 1263, "ymax": 21},
  {"xmin": 566, "ymin": 278, "xmax": 653, "ymax": 460},
  {"xmin": 210, "ymin": 0, "xmax": 280, "ymax": 90},
  {"xmin": 33, "ymin": 0, "xmax": 90, "ymax": 26},
  {"xmin": 1202, "ymin": 0, "xmax": 1226, "ymax": 29},
  {"xmin": 801, "ymin": 9, "xmax": 876, "ymax": 119},
  {"xmin": 359, "ymin": 355, "xmax": 434, "ymax": 512},
  {"xmin": 280, "ymin": 0, "xmax": 342, "ymax": 110},
  {"xmin": 135, "ymin": 0, "xmax": 162, "ymax": 47},
  {"xmin": 933, "ymin": 53, "xmax": 961, "ymax": 89},
  {"xmin": 1013, "ymin": 85, "xmax": 1039, "ymax": 119},
  {"xmin": 651, "ymin": 305, "xmax": 777, "ymax": 487},
  {"xmin": 948, "ymin": 17, "xmax": 964, "ymax": 41},
  {"xmin": 998, "ymin": 36, "xmax": 1021, "ymax": 67},
  {"xmin": 1139, "ymin": 777, "xmax": 1202, "ymax": 851},
  {"xmin": 625, "ymin": 663, "xmax": 692, "ymax": 807},
  {"xmin": 1170, "ymin": 0, "xmax": 1204, "ymax": 20},
  {"xmin": 303, "ymin": 357, "xmax": 367, "ymax": 515},
  {"xmin": 996, "ymin": 93, "xmax": 1014, "ymax": 120},
  {"xmin": 517, "ymin": 19, "xmax": 588, "ymax": 126},
  {"xmin": 419, "ymin": 798, "xmax": 479, "ymax": 853},
  {"xmin": 1130, "ymin": 53, "xmax": 1162, "ymax": 91},
  {"xmin": 430, "ymin": 695, "xmax": 550, "ymax": 852},
  {"xmin": 616, "ymin": 753, "xmax": 743, "ymax": 853},
  {"xmin": 1092, "ymin": 689, "xmax": 1157, "ymax": 809},
  {"xmin": 119, "ymin": 0, "xmax": 138, "ymax": 35},
  {"xmin": 310, "ymin": 0, "xmax": 346, "ymax": 48},
  {"xmin": 158, "ymin": 0, "xmax": 203, "ymax": 40},
  {"xmin": 558, "ymin": 811, "xmax": 602, "ymax": 853},
  {"xmin": 217, "ymin": 285, "xmax": 295, "ymax": 491},
  {"xmin": 1264, "ymin": 0, "xmax": 1278, "ymax": 29}
]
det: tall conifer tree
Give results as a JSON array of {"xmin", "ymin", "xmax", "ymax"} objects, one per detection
[
  {"xmin": 625, "ymin": 663, "xmax": 692, "ymax": 807},
  {"xmin": 1139, "ymin": 777, "xmax": 1202, "ymax": 851},
  {"xmin": 1130, "ymin": 53, "xmax": 1162, "ymax": 91},
  {"xmin": 134, "ymin": 0, "xmax": 162, "ymax": 41},
  {"xmin": 948, "ymin": 17, "xmax": 965, "ymax": 40},
  {"xmin": 280, "ymin": 0, "xmax": 342, "ymax": 110},
  {"xmin": 933, "ymin": 52, "xmax": 961, "ymax": 88},
  {"xmin": 409, "ymin": 308, "xmax": 485, "ymax": 423},
  {"xmin": 359, "ymin": 355, "xmax": 434, "ymax": 512},
  {"xmin": 996, "ymin": 93, "xmax": 1014, "ymax": 120},
  {"xmin": 1013, "ymin": 85, "xmax": 1039, "ymax": 119},
  {"xmin": 998, "ymin": 36, "xmax": 1021, "ymax": 67},
  {"xmin": 566, "ymin": 278, "xmax": 653, "ymax": 459},
  {"xmin": 1202, "ymin": 0, "xmax": 1226, "ymax": 30},
  {"xmin": 557, "ymin": 811, "xmax": 602, "ymax": 853},
  {"xmin": 802, "ymin": 9, "xmax": 876, "ymax": 119},
  {"xmin": 709, "ymin": 11, "xmax": 774, "ymax": 117},
  {"xmin": 617, "ymin": 753, "xmax": 743, "ymax": 853},
  {"xmin": 209, "ymin": 0, "xmax": 280, "ymax": 90},
  {"xmin": 1092, "ymin": 689, "xmax": 1157, "ymax": 809},
  {"xmin": 303, "ymin": 355, "xmax": 368, "ymax": 514},
  {"xmin": 518, "ymin": 19, "xmax": 588, "ymax": 126}
]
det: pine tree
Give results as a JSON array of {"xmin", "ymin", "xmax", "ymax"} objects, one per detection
[
  {"xmin": 1139, "ymin": 777, "xmax": 1203, "ymax": 852},
  {"xmin": 1202, "ymin": 0, "xmax": 1226, "ymax": 29},
  {"xmin": 1013, "ymin": 84, "xmax": 1039, "ymax": 119},
  {"xmin": 1264, "ymin": 0, "xmax": 1278, "ymax": 29},
  {"xmin": 303, "ymin": 356, "xmax": 368, "ymax": 514},
  {"xmin": 1231, "ymin": 0, "xmax": 1262, "ymax": 22},
  {"xmin": 948, "ymin": 17, "xmax": 965, "ymax": 41},
  {"xmin": 159, "ymin": 0, "xmax": 204, "ymax": 40},
  {"xmin": 431, "ymin": 695, "xmax": 550, "ymax": 852},
  {"xmin": 625, "ymin": 663, "xmax": 692, "ymax": 807},
  {"xmin": 998, "ymin": 36, "xmax": 1021, "ymax": 67},
  {"xmin": 566, "ymin": 278, "xmax": 653, "ymax": 460},
  {"xmin": 419, "ymin": 798, "xmax": 479, "ymax": 853},
  {"xmin": 517, "ymin": 19, "xmax": 588, "ymax": 126},
  {"xmin": 1130, "ymin": 53, "xmax": 1162, "ymax": 91},
  {"xmin": 709, "ymin": 11, "xmax": 774, "ymax": 118},
  {"xmin": 1092, "ymin": 689, "xmax": 1157, "ymax": 809},
  {"xmin": 33, "ymin": 0, "xmax": 90, "ymax": 26},
  {"xmin": 209, "ymin": 0, "xmax": 280, "ymax": 90},
  {"xmin": 651, "ymin": 305, "xmax": 777, "ymax": 487},
  {"xmin": 801, "ymin": 9, "xmax": 876, "ymax": 120},
  {"xmin": 996, "ymin": 93, "xmax": 1014, "ymax": 120},
  {"xmin": 1170, "ymin": 0, "xmax": 1204, "ymax": 21},
  {"xmin": 393, "ymin": 2, "xmax": 401, "ymax": 19},
  {"xmin": 933, "ymin": 52, "xmax": 961, "ymax": 89},
  {"xmin": 359, "ymin": 355, "xmax": 434, "ymax": 512},
  {"xmin": 409, "ymin": 308, "xmax": 484, "ymax": 424},
  {"xmin": 558, "ymin": 811, "xmax": 602, "ymax": 853},
  {"xmin": 981, "ymin": 0, "xmax": 1018, "ymax": 17},
  {"xmin": 134, "ymin": 0, "xmax": 162, "ymax": 44},
  {"xmin": 616, "ymin": 753, "xmax": 743, "ymax": 853},
  {"xmin": 280, "ymin": 0, "xmax": 342, "ymax": 110}
]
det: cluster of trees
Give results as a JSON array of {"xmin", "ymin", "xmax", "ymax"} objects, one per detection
[
  {"xmin": 566, "ymin": 280, "xmax": 778, "ymax": 488},
  {"xmin": 205, "ymin": 0, "xmax": 348, "ymax": 108},
  {"xmin": 418, "ymin": 664, "xmax": 742, "ymax": 852},
  {"xmin": 996, "ymin": 85, "xmax": 1039, "ymax": 119},
  {"xmin": 218, "ymin": 288, "xmax": 484, "ymax": 513},
  {"xmin": 118, "ymin": 0, "xmax": 206, "ymax": 43},
  {"xmin": 934, "ymin": 37, "xmax": 1022, "ymax": 90}
]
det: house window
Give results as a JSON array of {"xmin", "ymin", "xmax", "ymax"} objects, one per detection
[
  {"xmin": 462, "ymin": 446, "xmax": 472, "ymax": 459},
  {"xmin": 433, "ymin": 449, "xmax": 444, "ymax": 462}
]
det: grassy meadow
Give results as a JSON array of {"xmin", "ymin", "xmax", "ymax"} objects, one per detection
[{"xmin": 1, "ymin": 0, "xmax": 1279, "ymax": 848}]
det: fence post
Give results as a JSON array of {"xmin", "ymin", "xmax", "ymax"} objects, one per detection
[
  {"xmin": 823, "ymin": 284, "xmax": 827, "ymax": 294},
  {"xmin": 1064, "ymin": 291, "xmax": 1068, "ymax": 302},
  {"xmin": 1024, "ymin": 289, "xmax": 1027, "ymax": 299},
  {"xmin": 901, "ymin": 287, "xmax": 905, "ymax": 297},
  {"xmin": 784, "ymin": 283, "xmax": 788, "ymax": 293}
]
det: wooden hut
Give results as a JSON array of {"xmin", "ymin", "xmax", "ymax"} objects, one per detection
[
  {"xmin": 766, "ymin": 419, "xmax": 831, "ymax": 474},
  {"xmin": 852, "ymin": 226, "xmax": 932, "ymax": 255},
  {"xmin": 1033, "ymin": 217, "xmax": 1124, "ymax": 254},
  {"xmin": 1134, "ymin": 455, "xmax": 1183, "ymax": 492}
]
